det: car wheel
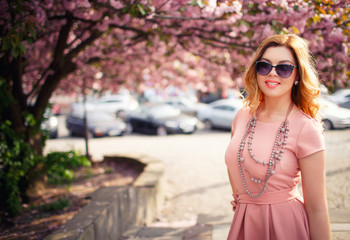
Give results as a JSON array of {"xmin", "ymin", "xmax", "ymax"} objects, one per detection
[
  {"xmin": 323, "ymin": 119, "xmax": 333, "ymax": 130},
  {"xmin": 157, "ymin": 126, "xmax": 167, "ymax": 136},
  {"xmin": 204, "ymin": 119, "xmax": 213, "ymax": 130}
]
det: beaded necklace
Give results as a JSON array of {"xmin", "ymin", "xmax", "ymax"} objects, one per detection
[{"xmin": 237, "ymin": 102, "xmax": 294, "ymax": 198}]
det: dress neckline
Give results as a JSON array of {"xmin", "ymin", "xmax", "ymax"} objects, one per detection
[{"xmin": 253, "ymin": 108, "xmax": 300, "ymax": 125}]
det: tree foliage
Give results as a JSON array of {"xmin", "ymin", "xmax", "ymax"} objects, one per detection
[{"xmin": 0, "ymin": 0, "xmax": 348, "ymax": 215}]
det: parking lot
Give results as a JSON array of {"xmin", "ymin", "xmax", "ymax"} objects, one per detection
[{"xmin": 45, "ymin": 115, "xmax": 350, "ymax": 229}]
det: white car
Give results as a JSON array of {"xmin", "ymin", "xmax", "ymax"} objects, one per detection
[
  {"xmin": 95, "ymin": 94, "xmax": 139, "ymax": 117},
  {"xmin": 319, "ymin": 97, "xmax": 350, "ymax": 130},
  {"xmin": 41, "ymin": 108, "xmax": 58, "ymax": 138},
  {"xmin": 197, "ymin": 98, "xmax": 244, "ymax": 130},
  {"xmin": 328, "ymin": 88, "xmax": 350, "ymax": 105},
  {"xmin": 70, "ymin": 94, "xmax": 139, "ymax": 118},
  {"xmin": 164, "ymin": 97, "xmax": 207, "ymax": 116}
]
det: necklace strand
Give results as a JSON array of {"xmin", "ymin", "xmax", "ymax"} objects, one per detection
[{"xmin": 237, "ymin": 103, "xmax": 293, "ymax": 198}]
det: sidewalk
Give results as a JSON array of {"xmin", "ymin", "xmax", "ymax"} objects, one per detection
[
  {"xmin": 119, "ymin": 129, "xmax": 350, "ymax": 240},
  {"xmin": 46, "ymin": 124, "xmax": 350, "ymax": 240}
]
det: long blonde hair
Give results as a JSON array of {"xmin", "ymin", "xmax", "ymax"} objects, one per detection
[{"xmin": 243, "ymin": 34, "xmax": 321, "ymax": 119}]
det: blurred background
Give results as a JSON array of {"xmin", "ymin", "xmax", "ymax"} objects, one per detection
[{"xmin": 0, "ymin": 0, "xmax": 349, "ymax": 239}]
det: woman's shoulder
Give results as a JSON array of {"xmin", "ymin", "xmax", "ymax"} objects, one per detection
[
  {"xmin": 292, "ymin": 110, "xmax": 323, "ymax": 133},
  {"xmin": 236, "ymin": 106, "xmax": 251, "ymax": 119},
  {"xmin": 293, "ymin": 110, "xmax": 325, "ymax": 158},
  {"xmin": 231, "ymin": 106, "xmax": 250, "ymax": 129}
]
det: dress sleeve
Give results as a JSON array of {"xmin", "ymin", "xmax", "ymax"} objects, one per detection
[{"xmin": 295, "ymin": 119, "xmax": 325, "ymax": 159}]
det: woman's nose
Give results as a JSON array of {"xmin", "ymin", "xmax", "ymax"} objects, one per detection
[{"xmin": 268, "ymin": 66, "xmax": 278, "ymax": 76}]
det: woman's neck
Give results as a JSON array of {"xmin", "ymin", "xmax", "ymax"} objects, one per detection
[{"xmin": 257, "ymin": 97, "xmax": 294, "ymax": 122}]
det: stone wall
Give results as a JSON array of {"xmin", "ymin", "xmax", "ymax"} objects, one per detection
[{"xmin": 45, "ymin": 154, "xmax": 164, "ymax": 240}]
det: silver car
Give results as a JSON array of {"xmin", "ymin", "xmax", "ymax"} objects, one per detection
[
  {"xmin": 197, "ymin": 98, "xmax": 243, "ymax": 130},
  {"xmin": 328, "ymin": 88, "xmax": 350, "ymax": 105},
  {"xmin": 319, "ymin": 97, "xmax": 350, "ymax": 130}
]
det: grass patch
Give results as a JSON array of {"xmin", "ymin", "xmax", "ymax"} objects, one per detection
[{"xmin": 40, "ymin": 198, "xmax": 70, "ymax": 212}]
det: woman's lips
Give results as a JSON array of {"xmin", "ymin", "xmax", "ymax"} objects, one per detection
[{"xmin": 265, "ymin": 80, "xmax": 280, "ymax": 88}]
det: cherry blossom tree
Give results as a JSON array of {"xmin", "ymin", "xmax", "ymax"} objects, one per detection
[{"xmin": 0, "ymin": 0, "xmax": 348, "ymax": 214}]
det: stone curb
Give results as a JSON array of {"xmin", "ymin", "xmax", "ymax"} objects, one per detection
[{"xmin": 44, "ymin": 154, "xmax": 164, "ymax": 240}]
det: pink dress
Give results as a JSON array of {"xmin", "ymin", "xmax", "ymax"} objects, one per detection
[{"xmin": 225, "ymin": 107, "xmax": 325, "ymax": 240}]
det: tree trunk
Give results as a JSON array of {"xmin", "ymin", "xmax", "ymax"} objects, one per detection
[{"xmin": 25, "ymin": 129, "xmax": 47, "ymax": 198}]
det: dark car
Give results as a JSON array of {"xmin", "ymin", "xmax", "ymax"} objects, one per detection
[
  {"xmin": 125, "ymin": 103, "xmax": 198, "ymax": 136},
  {"xmin": 66, "ymin": 110, "xmax": 127, "ymax": 138}
]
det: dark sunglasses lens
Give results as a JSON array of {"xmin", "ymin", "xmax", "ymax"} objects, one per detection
[
  {"xmin": 276, "ymin": 64, "xmax": 294, "ymax": 78},
  {"xmin": 256, "ymin": 62, "xmax": 272, "ymax": 75}
]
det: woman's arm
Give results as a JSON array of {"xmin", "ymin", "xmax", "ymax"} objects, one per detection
[
  {"xmin": 228, "ymin": 169, "xmax": 238, "ymax": 195},
  {"xmin": 228, "ymin": 169, "xmax": 239, "ymax": 211},
  {"xmin": 228, "ymin": 126, "xmax": 239, "ymax": 210},
  {"xmin": 299, "ymin": 150, "xmax": 331, "ymax": 240}
]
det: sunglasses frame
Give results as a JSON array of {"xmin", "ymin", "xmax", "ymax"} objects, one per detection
[{"xmin": 255, "ymin": 61, "xmax": 297, "ymax": 78}]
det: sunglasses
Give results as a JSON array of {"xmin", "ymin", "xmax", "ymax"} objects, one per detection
[{"xmin": 255, "ymin": 61, "xmax": 297, "ymax": 78}]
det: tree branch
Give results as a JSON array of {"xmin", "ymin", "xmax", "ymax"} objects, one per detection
[
  {"xmin": 65, "ymin": 30, "xmax": 104, "ymax": 61},
  {"xmin": 32, "ymin": 12, "xmax": 75, "ymax": 118}
]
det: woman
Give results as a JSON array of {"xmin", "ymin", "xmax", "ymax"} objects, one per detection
[{"xmin": 225, "ymin": 34, "xmax": 331, "ymax": 240}]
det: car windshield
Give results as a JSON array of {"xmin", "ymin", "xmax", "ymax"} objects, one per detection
[
  {"xmin": 99, "ymin": 99, "xmax": 122, "ymax": 103},
  {"xmin": 166, "ymin": 98, "xmax": 193, "ymax": 106},
  {"xmin": 145, "ymin": 105, "xmax": 180, "ymax": 118}
]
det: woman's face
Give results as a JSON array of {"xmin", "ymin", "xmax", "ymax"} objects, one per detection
[{"xmin": 256, "ymin": 46, "xmax": 298, "ymax": 101}]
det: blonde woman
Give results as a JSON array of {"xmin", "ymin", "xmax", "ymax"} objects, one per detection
[{"xmin": 225, "ymin": 34, "xmax": 331, "ymax": 240}]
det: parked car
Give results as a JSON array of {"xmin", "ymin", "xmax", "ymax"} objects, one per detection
[
  {"xmin": 197, "ymin": 98, "xmax": 243, "ymax": 130},
  {"xmin": 319, "ymin": 97, "xmax": 350, "ymax": 130},
  {"xmin": 339, "ymin": 99, "xmax": 350, "ymax": 109},
  {"xmin": 164, "ymin": 97, "xmax": 207, "ymax": 116},
  {"xmin": 41, "ymin": 108, "xmax": 58, "ymax": 138},
  {"xmin": 95, "ymin": 94, "xmax": 139, "ymax": 117},
  {"xmin": 328, "ymin": 88, "xmax": 350, "ymax": 105},
  {"xmin": 66, "ymin": 110, "xmax": 127, "ymax": 137},
  {"xmin": 70, "ymin": 94, "xmax": 139, "ymax": 118},
  {"xmin": 125, "ymin": 103, "xmax": 198, "ymax": 136}
]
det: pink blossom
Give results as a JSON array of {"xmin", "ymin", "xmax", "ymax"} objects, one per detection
[
  {"xmin": 63, "ymin": 0, "xmax": 75, "ymax": 11},
  {"xmin": 43, "ymin": 0, "xmax": 54, "ymax": 9},
  {"xmin": 328, "ymin": 29, "xmax": 345, "ymax": 44},
  {"xmin": 110, "ymin": 0, "xmax": 123, "ymax": 9},
  {"xmin": 3, "ymin": 0, "xmax": 348, "ymax": 101},
  {"xmin": 90, "ymin": 11, "xmax": 103, "ymax": 21}
]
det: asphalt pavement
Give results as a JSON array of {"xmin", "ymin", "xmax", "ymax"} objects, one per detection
[{"xmin": 45, "ymin": 116, "xmax": 350, "ymax": 239}]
